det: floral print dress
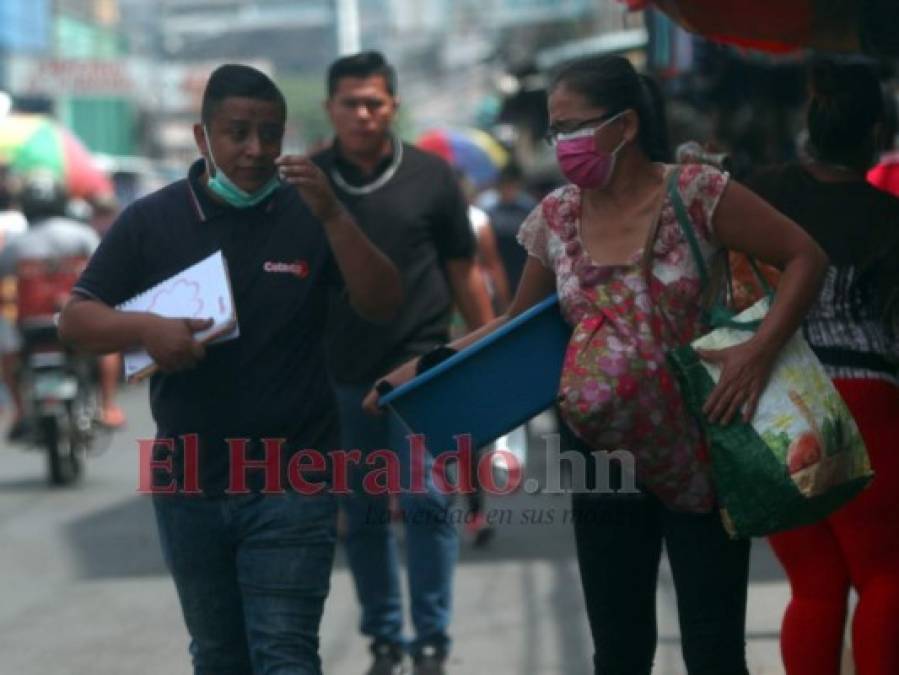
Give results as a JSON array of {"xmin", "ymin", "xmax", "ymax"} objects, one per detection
[{"xmin": 518, "ymin": 164, "xmax": 730, "ymax": 512}]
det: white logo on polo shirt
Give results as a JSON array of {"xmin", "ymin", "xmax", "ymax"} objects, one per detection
[{"xmin": 263, "ymin": 260, "xmax": 310, "ymax": 279}]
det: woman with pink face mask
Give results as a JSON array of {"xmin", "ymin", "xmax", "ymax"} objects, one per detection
[{"xmin": 366, "ymin": 54, "xmax": 828, "ymax": 675}]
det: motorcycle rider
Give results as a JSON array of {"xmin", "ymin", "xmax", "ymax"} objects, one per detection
[
  {"xmin": 0, "ymin": 170, "xmax": 123, "ymax": 440},
  {"xmin": 0, "ymin": 164, "xmax": 28, "ymax": 425}
]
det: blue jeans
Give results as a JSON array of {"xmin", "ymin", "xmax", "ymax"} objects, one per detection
[
  {"xmin": 334, "ymin": 381, "xmax": 458, "ymax": 657},
  {"xmin": 153, "ymin": 490, "xmax": 337, "ymax": 675}
]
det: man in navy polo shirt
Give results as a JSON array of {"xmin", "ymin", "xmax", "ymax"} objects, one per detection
[{"xmin": 58, "ymin": 64, "xmax": 402, "ymax": 675}]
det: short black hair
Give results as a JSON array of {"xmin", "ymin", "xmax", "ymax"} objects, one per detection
[
  {"xmin": 201, "ymin": 63, "xmax": 286, "ymax": 125},
  {"xmin": 498, "ymin": 160, "xmax": 524, "ymax": 184},
  {"xmin": 327, "ymin": 51, "xmax": 397, "ymax": 98}
]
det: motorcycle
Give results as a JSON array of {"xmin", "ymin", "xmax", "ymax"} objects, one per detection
[{"xmin": 14, "ymin": 256, "xmax": 106, "ymax": 486}]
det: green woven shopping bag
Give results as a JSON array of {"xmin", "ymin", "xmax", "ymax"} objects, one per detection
[{"xmin": 663, "ymin": 169, "xmax": 873, "ymax": 538}]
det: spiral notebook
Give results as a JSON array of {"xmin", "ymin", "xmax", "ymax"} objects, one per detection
[{"xmin": 117, "ymin": 250, "xmax": 239, "ymax": 381}]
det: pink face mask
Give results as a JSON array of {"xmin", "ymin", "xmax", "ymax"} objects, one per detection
[{"xmin": 555, "ymin": 112, "xmax": 627, "ymax": 190}]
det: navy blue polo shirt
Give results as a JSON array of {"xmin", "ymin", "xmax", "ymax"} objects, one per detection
[{"xmin": 74, "ymin": 160, "xmax": 341, "ymax": 493}]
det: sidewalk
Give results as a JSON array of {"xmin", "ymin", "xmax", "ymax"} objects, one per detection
[
  {"xmin": 320, "ymin": 412, "xmax": 797, "ymax": 675},
  {"xmin": 0, "ymin": 397, "xmax": 856, "ymax": 675},
  {"xmin": 320, "ymin": 506, "xmax": 793, "ymax": 675}
]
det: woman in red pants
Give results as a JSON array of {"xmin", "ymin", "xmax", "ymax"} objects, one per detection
[{"xmin": 747, "ymin": 59, "xmax": 899, "ymax": 675}]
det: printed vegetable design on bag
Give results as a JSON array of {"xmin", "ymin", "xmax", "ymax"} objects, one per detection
[
  {"xmin": 758, "ymin": 342, "xmax": 868, "ymax": 497},
  {"xmin": 780, "ymin": 385, "xmax": 868, "ymax": 497},
  {"xmin": 692, "ymin": 297, "xmax": 872, "ymax": 502}
]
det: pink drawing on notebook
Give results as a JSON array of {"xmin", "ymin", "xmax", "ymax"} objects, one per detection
[{"xmin": 147, "ymin": 279, "xmax": 204, "ymax": 317}]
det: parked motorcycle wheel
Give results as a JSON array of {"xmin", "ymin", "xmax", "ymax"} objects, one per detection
[{"xmin": 40, "ymin": 413, "xmax": 82, "ymax": 486}]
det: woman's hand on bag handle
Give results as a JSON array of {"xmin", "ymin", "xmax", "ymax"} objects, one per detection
[
  {"xmin": 698, "ymin": 339, "xmax": 777, "ymax": 425},
  {"xmin": 703, "ymin": 181, "xmax": 830, "ymax": 425},
  {"xmin": 361, "ymin": 257, "xmax": 557, "ymax": 416}
]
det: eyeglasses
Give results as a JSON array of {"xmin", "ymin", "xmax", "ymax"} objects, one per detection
[{"xmin": 543, "ymin": 111, "xmax": 622, "ymax": 147}]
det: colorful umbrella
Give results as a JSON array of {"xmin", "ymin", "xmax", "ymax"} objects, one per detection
[
  {"xmin": 418, "ymin": 128, "xmax": 509, "ymax": 187},
  {"xmin": 0, "ymin": 114, "xmax": 114, "ymax": 200}
]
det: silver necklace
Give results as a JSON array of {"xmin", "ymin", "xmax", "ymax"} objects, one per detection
[{"xmin": 330, "ymin": 137, "xmax": 403, "ymax": 196}]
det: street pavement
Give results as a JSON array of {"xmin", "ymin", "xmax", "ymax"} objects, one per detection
[{"xmin": 0, "ymin": 383, "xmax": 849, "ymax": 674}]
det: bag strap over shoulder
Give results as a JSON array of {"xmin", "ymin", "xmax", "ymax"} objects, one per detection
[
  {"xmin": 666, "ymin": 166, "xmax": 769, "ymax": 331},
  {"xmin": 744, "ymin": 256, "xmax": 775, "ymax": 297},
  {"xmin": 666, "ymin": 167, "xmax": 773, "ymax": 296},
  {"xmin": 667, "ymin": 166, "xmax": 714, "ymax": 289}
]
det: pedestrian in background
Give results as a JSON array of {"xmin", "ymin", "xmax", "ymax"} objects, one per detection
[
  {"xmin": 454, "ymin": 170, "xmax": 509, "ymax": 547},
  {"xmin": 480, "ymin": 161, "xmax": 538, "ymax": 292},
  {"xmin": 0, "ymin": 164, "xmax": 28, "ymax": 424},
  {"xmin": 748, "ymin": 59, "xmax": 899, "ymax": 675},
  {"xmin": 313, "ymin": 51, "xmax": 493, "ymax": 675},
  {"xmin": 458, "ymin": 171, "xmax": 511, "ymax": 314}
]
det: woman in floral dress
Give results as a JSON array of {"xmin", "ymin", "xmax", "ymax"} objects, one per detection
[{"xmin": 367, "ymin": 55, "xmax": 828, "ymax": 674}]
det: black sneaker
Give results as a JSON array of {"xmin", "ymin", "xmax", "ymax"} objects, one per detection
[
  {"xmin": 412, "ymin": 645, "xmax": 446, "ymax": 675},
  {"xmin": 366, "ymin": 641, "xmax": 405, "ymax": 675}
]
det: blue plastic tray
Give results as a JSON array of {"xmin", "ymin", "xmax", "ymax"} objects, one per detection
[{"xmin": 379, "ymin": 294, "xmax": 572, "ymax": 453}]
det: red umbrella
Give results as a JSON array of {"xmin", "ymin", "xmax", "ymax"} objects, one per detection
[{"xmin": 618, "ymin": 0, "xmax": 889, "ymax": 56}]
